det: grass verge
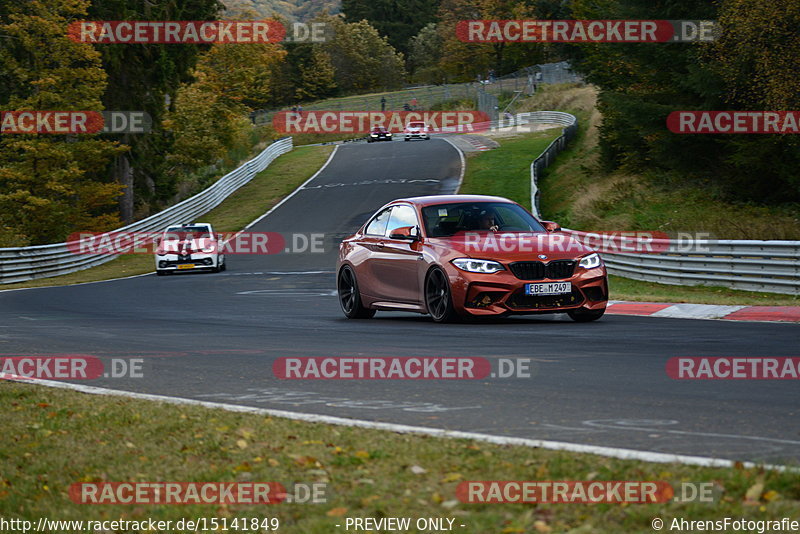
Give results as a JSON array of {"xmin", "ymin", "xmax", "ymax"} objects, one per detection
[
  {"xmin": 458, "ymin": 130, "xmax": 561, "ymax": 208},
  {"xmin": 0, "ymin": 146, "xmax": 333, "ymax": 291},
  {"xmin": 1, "ymin": 382, "xmax": 798, "ymax": 533},
  {"xmin": 608, "ymin": 275, "xmax": 799, "ymax": 306}
]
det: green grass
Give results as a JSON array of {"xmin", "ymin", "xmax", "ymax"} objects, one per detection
[
  {"xmin": 458, "ymin": 130, "xmax": 561, "ymax": 209},
  {"xmin": 2, "ymin": 382, "xmax": 798, "ymax": 533},
  {"xmin": 608, "ymin": 275, "xmax": 799, "ymax": 306},
  {"xmin": 0, "ymin": 146, "xmax": 333, "ymax": 291}
]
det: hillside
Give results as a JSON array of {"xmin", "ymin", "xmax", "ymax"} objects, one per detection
[{"xmin": 221, "ymin": 0, "xmax": 340, "ymax": 21}]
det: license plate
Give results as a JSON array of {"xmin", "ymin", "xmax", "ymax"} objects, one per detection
[
  {"xmin": 525, "ymin": 282, "xmax": 571, "ymax": 296},
  {"xmin": 177, "ymin": 264, "xmax": 195, "ymax": 270}
]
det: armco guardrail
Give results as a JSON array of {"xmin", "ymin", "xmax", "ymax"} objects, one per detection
[
  {"xmin": 525, "ymin": 111, "xmax": 578, "ymax": 218},
  {"xmin": 562, "ymin": 231, "xmax": 800, "ymax": 295},
  {"xmin": 0, "ymin": 137, "xmax": 293, "ymax": 284}
]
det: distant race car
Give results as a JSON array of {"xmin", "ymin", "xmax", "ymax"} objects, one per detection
[
  {"xmin": 404, "ymin": 121, "xmax": 430, "ymax": 141},
  {"xmin": 367, "ymin": 127, "xmax": 392, "ymax": 142},
  {"xmin": 155, "ymin": 222, "xmax": 225, "ymax": 275}
]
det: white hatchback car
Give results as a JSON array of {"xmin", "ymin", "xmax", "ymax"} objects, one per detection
[
  {"xmin": 155, "ymin": 222, "xmax": 225, "ymax": 275},
  {"xmin": 404, "ymin": 121, "xmax": 430, "ymax": 141}
]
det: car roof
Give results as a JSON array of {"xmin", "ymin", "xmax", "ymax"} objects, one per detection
[
  {"xmin": 165, "ymin": 222, "xmax": 211, "ymax": 230},
  {"xmin": 389, "ymin": 195, "xmax": 516, "ymax": 207}
]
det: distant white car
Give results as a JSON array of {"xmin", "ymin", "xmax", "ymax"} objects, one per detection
[
  {"xmin": 155, "ymin": 222, "xmax": 225, "ymax": 275},
  {"xmin": 404, "ymin": 121, "xmax": 430, "ymax": 141}
]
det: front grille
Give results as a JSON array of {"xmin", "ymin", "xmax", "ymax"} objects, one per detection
[
  {"xmin": 506, "ymin": 289, "xmax": 584, "ymax": 309},
  {"xmin": 509, "ymin": 260, "xmax": 576, "ymax": 280},
  {"xmin": 163, "ymin": 257, "xmax": 212, "ymax": 267}
]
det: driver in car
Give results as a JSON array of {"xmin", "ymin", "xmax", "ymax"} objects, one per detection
[{"xmin": 479, "ymin": 210, "xmax": 499, "ymax": 232}]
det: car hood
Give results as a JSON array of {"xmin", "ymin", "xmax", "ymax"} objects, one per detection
[
  {"xmin": 427, "ymin": 232, "xmax": 594, "ymax": 261},
  {"xmin": 160, "ymin": 238, "xmax": 215, "ymax": 253}
]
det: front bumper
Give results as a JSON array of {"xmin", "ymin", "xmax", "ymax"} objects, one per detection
[
  {"xmin": 156, "ymin": 253, "xmax": 218, "ymax": 271},
  {"xmin": 445, "ymin": 264, "xmax": 608, "ymax": 316}
]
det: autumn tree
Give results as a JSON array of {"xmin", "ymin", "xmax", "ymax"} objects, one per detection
[
  {"xmin": 0, "ymin": 0, "xmax": 126, "ymax": 245},
  {"xmin": 316, "ymin": 14, "xmax": 406, "ymax": 93},
  {"xmin": 293, "ymin": 45, "xmax": 337, "ymax": 101},
  {"xmin": 164, "ymin": 41, "xmax": 287, "ymax": 181}
]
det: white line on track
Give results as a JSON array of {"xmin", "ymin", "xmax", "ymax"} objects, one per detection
[
  {"xmin": 9, "ymin": 377, "xmax": 793, "ymax": 471},
  {"xmin": 440, "ymin": 137, "xmax": 466, "ymax": 194},
  {"xmin": 245, "ymin": 145, "xmax": 339, "ymax": 230}
]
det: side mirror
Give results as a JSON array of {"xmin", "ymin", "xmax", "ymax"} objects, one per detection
[
  {"xmin": 389, "ymin": 226, "xmax": 420, "ymax": 241},
  {"xmin": 541, "ymin": 220, "xmax": 562, "ymax": 232}
]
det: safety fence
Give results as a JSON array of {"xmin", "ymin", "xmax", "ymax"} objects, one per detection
[
  {"xmin": 563, "ymin": 230, "xmax": 800, "ymax": 295},
  {"xmin": 0, "ymin": 138, "xmax": 293, "ymax": 284}
]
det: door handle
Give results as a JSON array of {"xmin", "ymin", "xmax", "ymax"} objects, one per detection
[{"xmin": 376, "ymin": 242, "xmax": 385, "ymax": 248}]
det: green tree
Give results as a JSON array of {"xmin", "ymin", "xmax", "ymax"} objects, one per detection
[
  {"xmin": 0, "ymin": 0, "xmax": 126, "ymax": 245},
  {"xmin": 164, "ymin": 42, "xmax": 287, "ymax": 181},
  {"xmin": 317, "ymin": 14, "xmax": 406, "ymax": 93},
  {"xmin": 341, "ymin": 0, "xmax": 440, "ymax": 56},
  {"xmin": 293, "ymin": 45, "xmax": 337, "ymax": 101},
  {"xmin": 408, "ymin": 23, "xmax": 445, "ymax": 84},
  {"xmin": 86, "ymin": 0, "xmax": 222, "ymax": 221}
]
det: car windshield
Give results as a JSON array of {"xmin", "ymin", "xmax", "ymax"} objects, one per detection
[
  {"xmin": 421, "ymin": 202, "xmax": 546, "ymax": 237},
  {"xmin": 164, "ymin": 227, "xmax": 211, "ymax": 240},
  {"xmin": 407, "ymin": 122, "xmax": 424, "ymax": 128}
]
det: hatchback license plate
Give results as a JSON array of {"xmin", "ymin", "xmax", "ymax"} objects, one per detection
[
  {"xmin": 525, "ymin": 282, "xmax": 571, "ymax": 296},
  {"xmin": 177, "ymin": 264, "xmax": 195, "ymax": 270}
]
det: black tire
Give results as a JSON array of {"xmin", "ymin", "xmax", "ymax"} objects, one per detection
[
  {"xmin": 425, "ymin": 267, "xmax": 458, "ymax": 323},
  {"xmin": 220, "ymin": 258, "xmax": 226, "ymax": 272},
  {"xmin": 567, "ymin": 307, "xmax": 605, "ymax": 322},
  {"xmin": 156, "ymin": 269, "xmax": 169, "ymax": 276},
  {"xmin": 338, "ymin": 266, "xmax": 375, "ymax": 319}
]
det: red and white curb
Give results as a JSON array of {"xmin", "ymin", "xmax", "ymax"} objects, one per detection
[
  {"xmin": 606, "ymin": 301, "xmax": 800, "ymax": 323},
  {"xmin": 463, "ymin": 136, "xmax": 493, "ymax": 151}
]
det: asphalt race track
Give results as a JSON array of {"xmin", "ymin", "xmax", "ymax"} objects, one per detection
[{"xmin": 1, "ymin": 138, "xmax": 798, "ymax": 465}]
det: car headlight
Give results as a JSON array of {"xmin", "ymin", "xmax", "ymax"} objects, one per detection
[
  {"xmin": 579, "ymin": 252, "xmax": 602, "ymax": 269},
  {"xmin": 452, "ymin": 258, "xmax": 505, "ymax": 274},
  {"xmin": 370, "ymin": 134, "xmax": 378, "ymax": 137},
  {"xmin": 387, "ymin": 132, "xmax": 392, "ymax": 136}
]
